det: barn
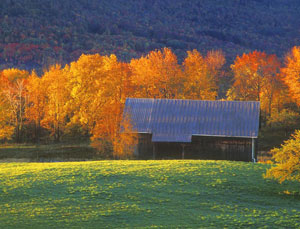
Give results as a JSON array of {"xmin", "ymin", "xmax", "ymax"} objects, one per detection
[{"xmin": 123, "ymin": 98, "xmax": 260, "ymax": 162}]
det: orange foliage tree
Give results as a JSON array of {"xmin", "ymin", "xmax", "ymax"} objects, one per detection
[
  {"xmin": 281, "ymin": 46, "xmax": 300, "ymax": 106},
  {"xmin": 130, "ymin": 48, "xmax": 183, "ymax": 99},
  {"xmin": 112, "ymin": 113, "xmax": 138, "ymax": 159},
  {"xmin": 228, "ymin": 51, "xmax": 282, "ymax": 116},
  {"xmin": 67, "ymin": 54, "xmax": 136, "ymax": 157},
  {"xmin": 264, "ymin": 46, "xmax": 300, "ymax": 184},
  {"xmin": 0, "ymin": 68, "xmax": 29, "ymax": 142}
]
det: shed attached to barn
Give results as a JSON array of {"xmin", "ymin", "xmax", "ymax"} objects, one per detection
[{"xmin": 123, "ymin": 98, "xmax": 260, "ymax": 162}]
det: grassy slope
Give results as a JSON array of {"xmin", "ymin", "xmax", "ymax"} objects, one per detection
[{"xmin": 0, "ymin": 160, "xmax": 299, "ymax": 228}]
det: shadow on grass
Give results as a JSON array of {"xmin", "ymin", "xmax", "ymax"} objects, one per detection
[{"xmin": 0, "ymin": 142, "xmax": 98, "ymax": 162}]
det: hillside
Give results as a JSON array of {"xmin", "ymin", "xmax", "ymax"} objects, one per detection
[
  {"xmin": 0, "ymin": 160, "xmax": 299, "ymax": 227},
  {"xmin": 1, "ymin": 0, "xmax": 300, "ymax": 71}
]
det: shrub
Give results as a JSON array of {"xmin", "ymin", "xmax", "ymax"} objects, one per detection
[{"xmin": 264, "ymin": 130, "xmax": 300, "ymax": 183}]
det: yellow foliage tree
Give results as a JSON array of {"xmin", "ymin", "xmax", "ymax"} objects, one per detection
[
  {"xmin": 41, "ymin": 65, "xmax": 70, "ymax": 142},
  {"xmin": 67, "ymin": 54, "xmax": 115, "ymax": 130},
  {"xmin": 90, "ymin": 61, "xmax": 136, "ymax": 156},
  {"xmin": 26, "ymin": 70, "xmax": 47, "ymax": 142},
  {"xmin": 182, "ymin": 50, "xmax": 222, "ymax": 100},
  {"xmin": 68, "ymin": 54, "xmax": 136, "ymax": 157},
  {"xmin": 130, "ymin": 48, "xmax": 183, "ymax": 99},
  {"xmin": 265, "ymin": 130, "xmax": 300, "ymax": 183},
  {"xmin": 0, "ymin": 100, "xmax": 14, "ymax": 140},
  {"xmin": 0, "ymin": 68, "xmax": 29, "ymax": 142}
]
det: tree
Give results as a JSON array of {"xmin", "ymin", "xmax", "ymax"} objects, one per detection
[
  {"xmin": 205, "ymin": 50, "xmax": 226, "ymax": 72},
  {"xmin": 265, "ymin": 130, "xmax": 300, "ymax": 183},
  {"xmin": 102, "ymin": 113, "xmax": 137, "ymax": 159},
  {"xmin": 41, "ymin": 65, "xmax": 70, "ymax": 142},
  {"xmin": 0, "ymin": 99, "xmax": 14, "ymax": 141},
  {"xmin": 90, "ymin": 61, "xmax": 136, "ymax": 156},
  {"xmin": 130, "ymin": 48, "xmax": 183, "ymax": 99},
  {"xmin": 26, "ymin": 70, "xmax": 47, "ymax": 142},
  {"xmin": 181, "ymin": 49, "xmax": 222, "ymax": 100},
  {"xmin": 281, "ymin": 46, "xmax": 300, "ymax": 106},
  {"xmin": 228, "ymin": 51, "xmax": 282, "ymax": 116},
  {"xmin": 205, "ymin": 50, "xmax": 227, "ymax": 97},
  {"xmin": 267, "ymin": 109, "xmax": 300, "ymax": 136},
  {"xmin": 67, "ymin": 54, "xmax": 106, "ymax": 131},
  {"xmin": 68, "ymin": 54, "xmax": 136, "ymax": 157},
  {"xmin": 0, "ymin": 68, "xmax": 29, "ymax": 142}
]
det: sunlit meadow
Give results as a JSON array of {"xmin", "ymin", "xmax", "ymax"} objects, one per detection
[{"xmin": 0, "ymin": 160, "xmax": 299, "ymax": 228}]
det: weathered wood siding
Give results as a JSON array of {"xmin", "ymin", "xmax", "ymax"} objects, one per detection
[
  {"xmin": 136, "ymin": 134, "xmax": 256, "ymax": 162},
  {"xmin": 188, "ymin": 136, "xmax": 254, "ymax": 161},
  {"xmin": 136, "ymin": 134, "xmax": 153, "ymax": 159}
]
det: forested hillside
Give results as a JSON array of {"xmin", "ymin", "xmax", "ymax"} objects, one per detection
[{"xmin": 1, "ymin": 0, "xmax": 300, "ymax": 71}]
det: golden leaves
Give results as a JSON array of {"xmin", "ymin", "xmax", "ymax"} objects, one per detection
[
  {"xmin": 281, "ymin": 46, "xmax": 300, "ymax": 106},
  {"xmin": 229, "ymin": 51, "xmax": 283, "ymax": 115},
  {"xmin": 265, "ymin": 130, "xmax": 300, "ymax": 183}
]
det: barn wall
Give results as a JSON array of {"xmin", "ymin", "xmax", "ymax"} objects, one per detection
[
  {"xmin": 137, "ymin": 134, "xmax": 255, "ymax": 162},
  {"xmin": 137, "ymin": 134, "xmax": 153, "ymax": 159},
  {"xmin": 189, "ymin": 136, "xmax": 253, "ymax": 161}
]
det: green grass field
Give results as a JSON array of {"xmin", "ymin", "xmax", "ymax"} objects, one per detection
[{"xmin": 0, "ymin": 160, "xmax": 299, "ymax": 228}]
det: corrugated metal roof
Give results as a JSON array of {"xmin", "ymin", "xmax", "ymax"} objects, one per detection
[{"xmin": 123, "ymin": 98, "xmax": 260, "ymax": 142}]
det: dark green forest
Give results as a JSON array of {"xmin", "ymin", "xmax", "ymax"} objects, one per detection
[{"xmin": 1, "ymin": 0, "xmax": 300, "ymax": 71}]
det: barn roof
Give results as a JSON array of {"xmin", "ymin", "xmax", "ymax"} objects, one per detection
[{"xmin": 123, "ymin": 98, "xmax": 260, "ymax": 142}]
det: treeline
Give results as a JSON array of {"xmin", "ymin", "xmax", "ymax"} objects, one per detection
[{"xmin": 1, "ymin": 47, "xmax": 300, "ymax": 157}]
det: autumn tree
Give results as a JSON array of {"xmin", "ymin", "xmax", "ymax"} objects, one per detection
[
  {"xmin": 181, "ymin": 50, "xmax": 224, "ymax": 100},
  {"xmin": 205, "ymin": 50, "xmax": 226, "ymax": 91},
  {"xmin": 263, "ymin": 47, "xmax": 300, "ymax": 183},
  {"xmin": 93, "ymin": 112, "xmax": 138, "ymax": 159},
  {"xmin": 67, "ymin": 54, "xmax": 118, "ymax": 132},
  {"xmin": 267, "ymin": 109, "xmax": 300, "ymax": 137},
  {"xmin": 265, "ymin": 130, "xmax": 300, "ymax": 183},
  {"xmin": 130, "ymin": 48, "xmax": 183, "ymax": 99},
  {"xmin": 228, "ymin": 51, "xmax": 282, "ymax": 116},
  {"xmin": 112, "ymin": 113, "xmax": 138, "ymax": 159},
  {"xmin": 0, "ymin": 68, "xmax": 29, "ymax": 142},
  {"xmin": 0, "ymin": 97, "xmax": 14, "ymax": 141},
  {"xmin": 281, "ymin": 46, "xmax": 300, "ymax": 106},
  {"xmin": 205, "ymin": 50, "xmax": 226, "ymax": 72},
  {"xmin": 25, "ymin": 70, "xmax": 47, "ymax": 142},
  {"xmin": 41, "ymin": 64, "xmax": 70, "ymax": 142},
  {"xmin": 0, "ymin": 76, "xmax": 14, "ymax": 141},
  {"xmin": 68, "ymin": 54, "xmax": 136, "ymax": 157},
  {"xmin": 90, "ymin": 61, "xmax": 136, "ymax": 157}
]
